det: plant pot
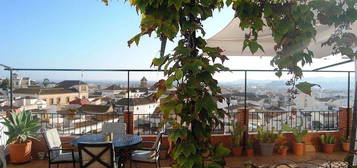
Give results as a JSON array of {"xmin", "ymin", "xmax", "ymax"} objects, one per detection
[
  {"xmin": 260, "ymin": 143, "xmax": 275, "ymax": 156},
  {"xmin": 342, "ymin": 142, "xmax": 350, "ymax": 152},
  {"xmin": 8, "ymin": 140, "xmax": 32, "ymax": 163},
  {"xmin": 232, "ymin": 146, "xmax": 243, "ymax": 157},
  {"xmin": 279, "ymin": 149, "xmax": 288, "ymax": 156},
  {"xmin": 322, "ymin": 144, "xmax": 335, "ymax": 153},
  {"xmin": 246, "ymin": 149, "xmax": 254, "ymax": 157},
  {"xmin": 293, "ymin": 142, "xmax": 305, "ymax": 156}
]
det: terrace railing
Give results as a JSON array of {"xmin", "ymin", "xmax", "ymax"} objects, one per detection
[
  {"xmin": 1, "ymin": 67, "xmax": 352, "ymax": 136},
  {"xmin": 248, "ymin": 110, "xmax": 339, "ymax": 133}
]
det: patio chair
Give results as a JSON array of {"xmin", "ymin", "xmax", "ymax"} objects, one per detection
[
  {"xmin": 42, "ymin": 128, "xmax": 78, "ymax": 168},
  {"xmin": 0, "ymin": 145, "xmax": 6, "ymax": 168},
  {"xmin": 131, "ymin": 131, "xmax": 164, "ymax": 168},
  {"xmin": 78, "ymin": 142, "xmax": 116, "ymax": 168},
  {"xmin": 102, "ymin": 122, "xmax": 126, "ymax": 139}
]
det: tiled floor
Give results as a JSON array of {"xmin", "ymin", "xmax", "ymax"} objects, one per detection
[{"xmin": 8, "ymin": 152, "xmax": 348, "ymax": 168}]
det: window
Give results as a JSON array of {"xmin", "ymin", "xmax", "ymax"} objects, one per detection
[
  {"xmin": 81, "ymin": 86, "xmax": 87, "ymax": 92},
  {"xmin": 57, "ymin": 98, "xmax": 61, "ymax": 104},
  {"xmin": 66, "ymin": 97, "xmax": 70, "ymax": 103},
  {"xmin": 137, "ymin": 107, "xmax": 139, "ymax": 110},
  {"xmin": 49, "ymin": 98, "xmax": 54, "ymax": 105}
]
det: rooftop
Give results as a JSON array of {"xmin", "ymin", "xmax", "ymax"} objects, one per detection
[
  {"xmin": 116, "ymin": 97, "xmax": 155, "ymax": 106},
  {"xmin": 79, "ymin": 104, "xmax": 113, "ymax": 113},
  {"xmin": 55, "ymin": 80, "xmax": 87, "ymax": 89},
  {"xmin": 13, "ymin": 88, "xmax": 75, "ymax": 95}
]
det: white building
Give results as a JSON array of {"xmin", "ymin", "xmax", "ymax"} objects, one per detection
[{"xmin": 116, "ymin": 97, "xmax": 157, "ymax": 114}]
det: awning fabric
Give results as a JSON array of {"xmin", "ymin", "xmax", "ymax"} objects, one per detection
[{"xmin": 207, "ymin": 18, "xmax": 357, "ymax": 58}]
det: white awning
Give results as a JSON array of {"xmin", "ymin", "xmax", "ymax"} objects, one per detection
[{"xmin": 207, "ymin": 17, "xmax": 357, "ymax": 58}]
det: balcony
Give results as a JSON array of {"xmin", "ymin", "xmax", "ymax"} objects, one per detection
[{"xmin": 0, "ymin": 68, "xmax": 354, "ymax": 168}]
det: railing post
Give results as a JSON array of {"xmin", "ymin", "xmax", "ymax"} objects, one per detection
[
  {"xmin": 339, "ymin": 107, "xmax": 352, "ymax": 137},
  {"xmin": 124, "ymin": 110, "xmax": 134, "ymax": 134},
  {"xmin": 243, "ymin": 71, "xmax": 248, "ymax": 147},
  {"xmin": 347, "ymin": 72, "xmax": 351, "ymax": 137},
  {"xmin": 9, "ymin": 68, "xmax": 13, "ymax": 112},
  {"xmin": 127, "ymin": 70, "xmax": 130, "ymax": 134}
]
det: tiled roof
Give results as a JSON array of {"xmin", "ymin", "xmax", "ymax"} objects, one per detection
[
  {"xmin": 55, "ymin": 80, "xmax": 87, "ymax": 89},
  {"xmin": 116, "ymin": 97, "xmax": 156, "ymax": 106},
  {"xmin": 70, "ymin": 98, "xmax": 90, "ymax": 105},
  {"xmin": 79, "ymin": 104, "xmax": 112, "ymax": 113},
  {"xmin": 13, "ymin": 88, "xmax": 75, "ymax": 95},
  {"xmin": 104, "ymin": 85, "xmax": 123, "ymax": 90}
]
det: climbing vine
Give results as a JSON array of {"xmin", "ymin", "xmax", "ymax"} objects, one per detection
[{"xmin": 103, "ymin": 0, "xmax": 356, "ymax": 167}]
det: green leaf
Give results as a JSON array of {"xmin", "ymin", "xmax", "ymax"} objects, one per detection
[
  {"xmin": 296, "ymin": 82, "xmax": 321, "ymax": 95},
  {"xmin": 175, "ymin": 69, "xmax": 183, "ymax": 80},
  {"xmin": 127, "ymin": 33, "xmax": 142, "ymax": 47},
  {"xmin": 214, "ymin": 143, "xmax": 230, "ymax": 158}
]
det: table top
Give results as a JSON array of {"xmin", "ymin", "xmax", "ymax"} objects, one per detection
[{"xmin": 70, "ymin": 134, "xmax": 142, "ymax": 148}]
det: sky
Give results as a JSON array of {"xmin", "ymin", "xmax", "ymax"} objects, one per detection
[{"xmin": 0, "ymin": 0, "xmax": 354, "ymax": 82}]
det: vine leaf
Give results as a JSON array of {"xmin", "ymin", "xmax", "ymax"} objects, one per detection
[{"xmin": 296, "ymin": 82, "xmax": 321, "ymax": 95}]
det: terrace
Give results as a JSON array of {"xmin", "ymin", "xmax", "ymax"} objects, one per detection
[{"xmin": 0, "ymin": 68, "xmax": 354, "ymax": 168}]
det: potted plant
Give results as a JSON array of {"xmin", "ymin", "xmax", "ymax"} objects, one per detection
[
  {"xmin": 340, "ymin": 136, "xmax": 350, "ymax": 152},
  {"xmin": 2, "ymin": 111, "xmax": 41, "ymax": 163},
  {"xmin": 278, "ymin": 145, "xmax": 289, "ymax": 156},
  {"xmin": 256, "ymin": 127, "xmax": 282, "ymax": 156},
  {"xmin": 230, "ymin": 120, "xmax": 246, "ymax": 157},
  {"xmin": 246, "ymin": 137, "xmax": 254, "ymax": 157},
  {"xmin": 282, "ymin": 123, "xmax": 308, "ymax": 156},
  {"xmin": 320, "ymin": 134, "xmax": 335, "ymax": 153}
]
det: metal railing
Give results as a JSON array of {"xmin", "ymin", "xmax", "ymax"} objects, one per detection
[
  {"xmin": 248, "ymin": 110, "xmax": 339, "ymax": 133},
  {"xmin": 32, "ymin": 112, "xmax": 124, "ymax": 135},
  {"xmin": 1, "ymin": 67, "xmax": 353, "ymax": 136}
]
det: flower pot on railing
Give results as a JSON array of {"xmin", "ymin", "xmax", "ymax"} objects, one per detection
[
  {"xmin": 342, "ymin": 142, "xmax": 350, "ymax": 152},
  {"xmin": 322, "ymin": 144, "xmax": 335, "ymax": 153},
  {"xmin": 293, "ymin": 142, "xmax": 305, "ymax": 156},
  {"xmin": 246, "ymin": 149, "xmax": 254, "ymax": 157},
  {"xmin": 260, "ymin": 143, "xmax": 275, "ymax": 156},
  {"xmin": 320, "ymin": 134, "xmax": 336, "ymax": 154},
  {"xmin": 232, "ymin": 146, "xmax": 243, "ymax": 157},
  {"xmin": 340, "ymin": 137, "xmax": 350, "ymax": 152},
  {"xmin": 279, "ymin": 149, "xmax": 288, "ymax": 156}
]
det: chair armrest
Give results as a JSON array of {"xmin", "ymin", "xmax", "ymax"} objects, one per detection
[
  {"xmin": 141, "ymin": 141, "xmax": 155, "ymax": 144},
  {"xmin": 133, "ymin": 147, "xmax": 155, "ymax": 151},
  {"xmin": 49, "ymin": 148, "xmax": 74, "ymax": 152}
]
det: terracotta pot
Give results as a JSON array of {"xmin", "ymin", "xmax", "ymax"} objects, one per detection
[
  {"xmin": 246, "ymin": 149, "xmax": 254, "ymax": 157},
  {"xmin": 260, "ymin": 143, "xmax": 275, "ymax": 156},
  {"xmin": 279, "ymin": 149, "xmax": 288, "ymax": 156},
  {"xmin": 231, "ymin": 146, "xmax": 243, "ymax": 157},
  {"xmin": 342, "ymin": 142, "xmax": 350, "ymax": 152},
  {"xmin": 322, "ymin": 144, "xmax": 335, "ymax": 153},
  {"xmin": 9, "ymin": 140, "xmax": 32, "ymax": 163},
  {"xmin": 293, "ymin": 143, "xmax": 305, "ymax": 156}
]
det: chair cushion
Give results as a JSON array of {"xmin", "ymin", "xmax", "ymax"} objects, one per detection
[
  {"xmin": 131, "ymin": 150, "xmax": 156, "ymax": 163},
  {"xmin": 44, "ymin": 129, "xmax": 62, "ymax": 149},
  {"xmin": 51, "ymin": 152, "xmax": 79, "ymax": 162}
]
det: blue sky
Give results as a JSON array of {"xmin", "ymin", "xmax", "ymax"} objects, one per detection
[
  {"xmin": 0, "ymin": 0, "xmax": 234, "ymax": 69},
  {"xmin": 0, "ymin": 1, "xmax": 354, "ymax": 81}
]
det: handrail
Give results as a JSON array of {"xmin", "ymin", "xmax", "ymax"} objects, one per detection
[{"xmin": 3, "ymin": 67, "xmax": 354, "ymax": 73}]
